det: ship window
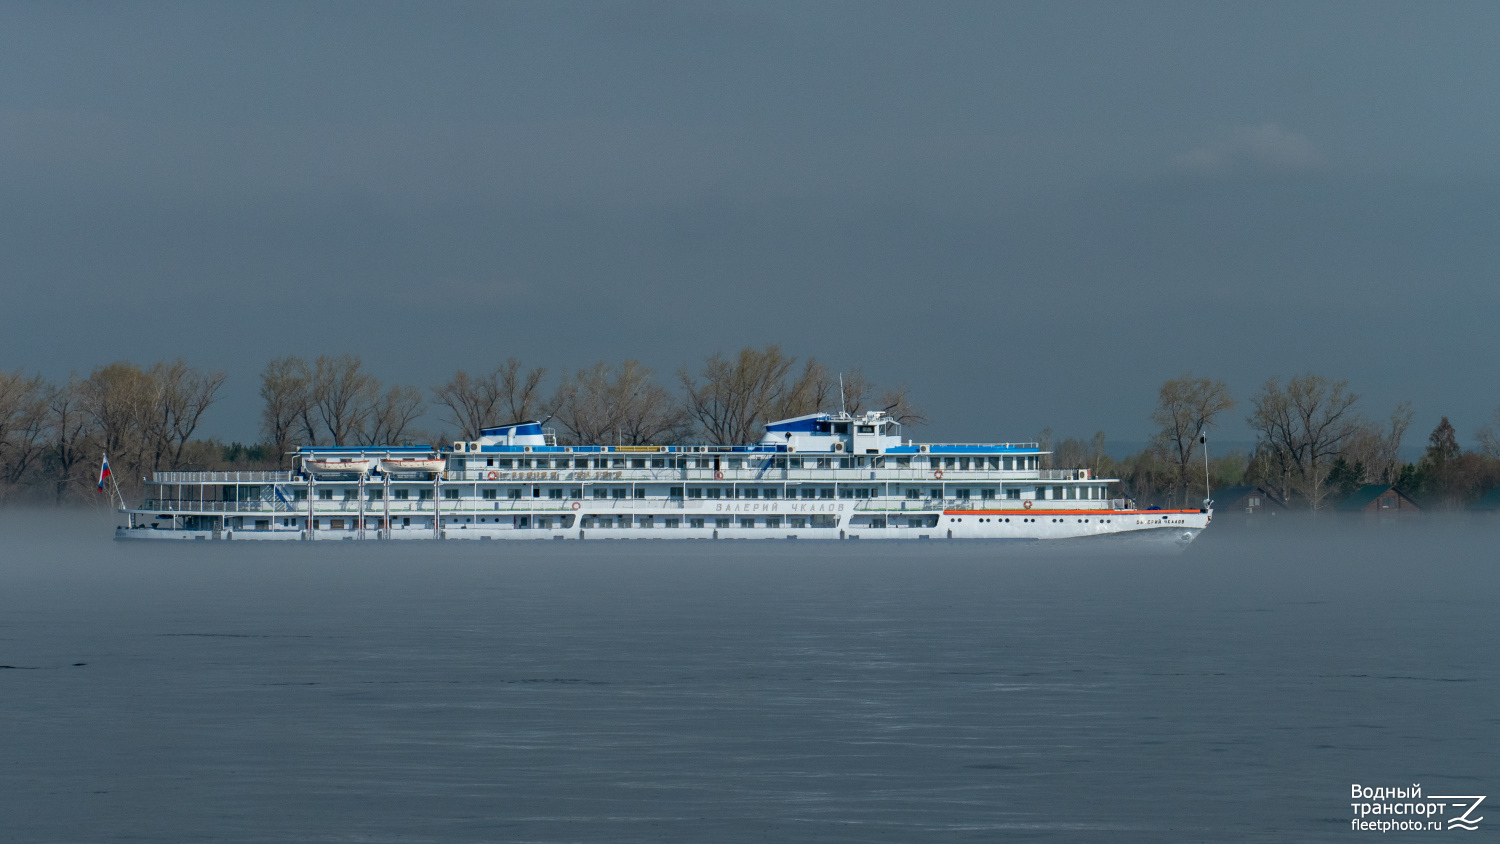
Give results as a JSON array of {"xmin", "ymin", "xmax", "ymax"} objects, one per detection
[
  {"xmin": 444, "ymin": 489, "xmax": 459, "ymax": 500},
  {"xmin": 592, "ymin": 488, "xmax": 607, "ymax": 499},
  {"xmin": 740, "ymin": 518, "xmax": 755, "ymax": 529},
  {"xmin": 839, "ymin": 488, "xmax": 854, "ymax": 499},
  {"xmin": 368, "ymin": 488, "xmax": 383, "ymax": 500},
  {"xmin": 688, "ymin": 487, "xmax": 702, "ymax": 498},
  {"xmin": 981, "ymin": 489, "xmax": 995, "ymax": 499},
  {"xmin": 318, "ymin": 489, "xmax": 334, "ymax": 500},
  {"xmin": 610, "ymin": 457, "xmax": 625, "ymax": 468},
  {"xmin": 714, "ymin": 517, "xmax": 730, "ymax": 528},
  {"xmin": 763, "ymin": 488, "xmax": 778, "ymax": 499},
  {"xmin": 611, "ymin": 488, "xmax": 626, "ymax": 499},
  {"xmin": 788, "ymin": 458, "xmax": 803, "ymax": 468},
  {"xmin": 800, "ymin": 487, "xmax": 816, "ymax": 499},
  {"xmin": 743, "ymin": 488, "xmax": 758, "ymax": 499},
  {"xmin": 691, "ymin": 518, "xmax": 705, "ymax": 528},
  {"xmin": 482, "ymin": 489, "xmax": 497, "ymax": 500},
  {"xmin": 593, "ymin": 458, "xmax": 608, "ymax": 469},
  {"xmin": 707, "ymin": 488, "xmax": 721, "ymax": 499},
  {"xmin": 929, "ymin": 457, "xmax": 941, "ymax": 469},
  {"xmin": 944, "ymin": 457, "xmax": 956, "ymax": 469},
  {"xmin": 727, "ymin": 458, "xmax": 742, "ymax": 469},
  {"xmin": 857, "ymin": 425, "xmax": 875, "ymax": 435},
  {"xmin": 987, "ymin": 456, "xmax": 999, "ymax": 470},
  {"xmin": 832, "ymin": 423, "xmax": 850, "ymax": 435},
  {"xmin": 419, "ymin": 489, "xmax": 433, "ymax": 500},
  {"xmin": 766, "ymin": 517, "xmax": 781, "ymax": 529},
  {"xmin": 511, "ymin": 489, "xmax": 524, "ymax": 500},
  {"xmin": 632, "ymin": 458, "xmax": 646, "ymax": 468},
  {"xmin": 819, "ymin": 488, "xmax": 835, "ymax": 499},
  {"xmin": 571, "ymin": 458, "xmax": 585, "ymax": 468},
  {"xmin": 393, "ymin": 489, "xmax": 409, "ymax": 500},
  {"xmin": 791, "ymin": 517, "xmax": 807, "ymax": 528},
  {"xmin": 896, "ymin": 457, "xmax": 911, "ymax": 468},
  {"xmin": 549, "ymin": 489, "xmax": 563, "ymax": 499},
  {"xmin": 670, "ymin": 486, "xmax": 684, "ymax": 498},
  {"xmin": 293, "ymin": 489, "xmax": 307, "ymax": 501},
  {"xmin": 569, "ymin": 487, "xmax": 581, "ymax": 498},
  {"xmin": 634, "ymin": 489, "xmax": 645, "ymax": 499},
  {"xmin": 817, "ymin": 458, "xmax": 832, "ymax": 469},
  {"xmin": 906, "ymin": 489, "xmax": 921, "ymax": 499},
  {"xmin": 839, "ymin": 458, "xmax": 851, "ymax": 469},
  {"xmin": 1006, "ymin": 489, "xmax": 1020, "ymax": 499},
  {"xmin": 1002, "ymin": 456, "xmax": 1014, "ymax": 471},
  {"xmin": 497, "ymin": 459, "xmax": 513, "ymax": 469},
  {"xmin": 651, "ymin": 458, "xmax": 665, "ymax": 468},
  {"xmin": 958, "ymin": 458, "xmax": 970, "ymax": 471},
  {"xmin": 855, "ymin": 488, "xmax": 871, "ymax": 499},
  {"xmin": 955, "ymin": 488, "xmax": 969, "ymax": 499}
]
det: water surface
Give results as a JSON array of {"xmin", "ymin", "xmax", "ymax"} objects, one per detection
[{"xmin": 1, "ymin": 513, "xmax": 1495, "ymax": 841}]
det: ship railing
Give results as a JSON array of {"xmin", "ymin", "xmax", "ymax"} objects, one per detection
[
  {"xmin": 439, "ymin": 468, "xmax": 1094, "ymax": 483},
  {"xmin": 150, "ymin": 471, "xmax": 295, "ymax": 484}
]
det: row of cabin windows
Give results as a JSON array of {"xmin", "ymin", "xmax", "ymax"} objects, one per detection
[
  {"xmin": 580, "ymin": 515, "xmax": 840, "ymax": 529},
  {"xmin": 308, "ymin": 484, "xmax": 1107, "ymax": 502},
  {"xmin": 470, "ymin": 455, "xmax": 1040, "ymax": 471},
  {"xmin": 307, "ymin": 483, "xmax": 1107, "ymax": 502}
]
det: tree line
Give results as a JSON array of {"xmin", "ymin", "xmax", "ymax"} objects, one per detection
[
  {"xmin": 4, "ymin": 355, "xmax": 1498, "ymax": 510},
  {"xmin": 0, "ymin": 347, "xmax": 921, "ymax": 502},
  {"xmin": 1063, "ymin": 372, "xmax": 1500, "ymax": 511}
]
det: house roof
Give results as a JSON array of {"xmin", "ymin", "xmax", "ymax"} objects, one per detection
[
  {"xmin": 1335, "ymin": 484, "xmax": 1419, "ymax": 511},
  {"xmin": 1211, "ymin": 485, "xmax": 1286, "ymax": 509}
]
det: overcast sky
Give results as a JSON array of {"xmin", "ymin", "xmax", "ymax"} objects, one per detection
[{"xmin": 1, "ymin": 2, "xmax": 1496, "ymax": 446}]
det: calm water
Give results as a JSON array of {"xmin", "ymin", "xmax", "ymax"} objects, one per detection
[{"xmin": 1, "ymin": 513, "xmax": 1495, "ymax": 842}]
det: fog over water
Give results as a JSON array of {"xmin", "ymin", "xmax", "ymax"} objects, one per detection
[{"xmin": 0, "ymin": 512, "xmax": 1494, "ymax": 842}]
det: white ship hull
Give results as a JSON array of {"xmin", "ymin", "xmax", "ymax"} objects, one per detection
[
  {"xmin": 115, "ymin": 508, "xmax": 1207, "ymax": 550},
  {"xmin": 117, "ymin": 410, "xmax": 1212, "ymax": 551}
]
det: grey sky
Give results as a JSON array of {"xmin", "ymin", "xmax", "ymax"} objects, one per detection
[{"xmin": 1, "ymin": 2, "xmax": 1496, "ymax": 446}]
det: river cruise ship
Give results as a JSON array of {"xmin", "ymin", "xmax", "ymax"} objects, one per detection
[{"xmin": 116, "ymin": 411, "xmax": 1209, "ymax": 547}]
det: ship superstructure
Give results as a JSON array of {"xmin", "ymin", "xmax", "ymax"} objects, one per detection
[{"xmin": 117, "ymin": 411, "xmax": 1209, "ymax": 546}]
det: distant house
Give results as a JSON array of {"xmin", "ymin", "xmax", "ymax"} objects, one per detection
[
  {"xmin": 1211, "ymin": 485, "xmax": 1286, "ymax": 515},
  {"xmin": 1468, "ymin": 487, "xmax": 1500, "ymax": 515},
  {"xmin": 1335, "ymin": 484, "xmax": 1420, "ymax": 519}
]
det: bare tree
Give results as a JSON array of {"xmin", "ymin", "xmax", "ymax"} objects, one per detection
[
  {"xmin": 362, "ymin": 384, "xmax": 426, "ymax": 446},
  {"xmin": 151, "ymin": 359, "xmax": 227, "ymax": 471},
  {"xmin": 0, "ymin": 370, "xmax": 49, "ymax": 493},
  {"xmin": 47, "ymin": 376, "xmax": 92, "ymax": 503},
  {"xmin": 1343, "ymin": 401, "xmax": 1414, "ymax": 485},
  {"xmin": 1248, "ymin": 374, "xmax": 1361, "ymax": 510},
  {"xmin": 80, "ymin": 362, "xmax": 155, "ymax": 488},
  {"xmin": 768, "ymin": 358, "xmax": 834, "ymax": 421},
  {"xmin": 260, "ymin": 356, "xmax": 312, "ymax": 467},
  {"xmin": 311, "ymin": 354, "xmax": 377, "ymax": 446},
  {"xmin": 497, "ymin": 358, "xmax": 548, "ymax": 425},
  {"xmin": 680, "ymin": 346, "xmax": 802, "ymax": 444},
  {"xmin": 876, "ymin": 383, "xmax": 927, "ymax": 427},
  {"xmin": 432, "ymin": 369, "xmax": 501, "ymax": 441},
  {"xmin": 552, "ymin": 360, "xmax": 689, "ymax": 445},
  {"xmin": 1151, "ymin": 374, "xmax": 1235, "ymax": 507}
]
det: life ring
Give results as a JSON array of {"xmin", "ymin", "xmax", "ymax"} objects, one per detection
[
  {"xmin": 714, "ymin": 471, "xmax": 724, "ymax": 480},
  {"xmin": 1023, "ymin": 500, "xmax": 1033, "ymax": 510},
  {"xmin": 487, "ymin": 471, "xmax": 498, "ymax": 480},
  {"xmin": 571, "ymin": 502, "xmax": 580, "ymax": 511},
  {"xmin": 933, "ymin": 469, "xmax": 943, "ymax": 479}
]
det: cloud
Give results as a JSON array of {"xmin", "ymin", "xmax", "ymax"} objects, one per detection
[{"xmin": 1174, "ymin": 124, "xmax": 1325, "ymax": 174}]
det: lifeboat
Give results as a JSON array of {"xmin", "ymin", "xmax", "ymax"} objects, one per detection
[
  {"xmin": 379, "ymin": 457, "xmax": 447, "ymax": 475},
  {"xmin": 303, "ymin": 458, "xmax": 373, "ymax": 475}
]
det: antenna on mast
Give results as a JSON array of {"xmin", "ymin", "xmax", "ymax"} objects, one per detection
[{"xmin": 839, "ymin": 374, "xmax": 845, "ymax": 416}]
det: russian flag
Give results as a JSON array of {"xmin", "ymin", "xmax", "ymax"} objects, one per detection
[{"xmin": 97, "ymin": 454, "xmax": 112, "ymax": 491}]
